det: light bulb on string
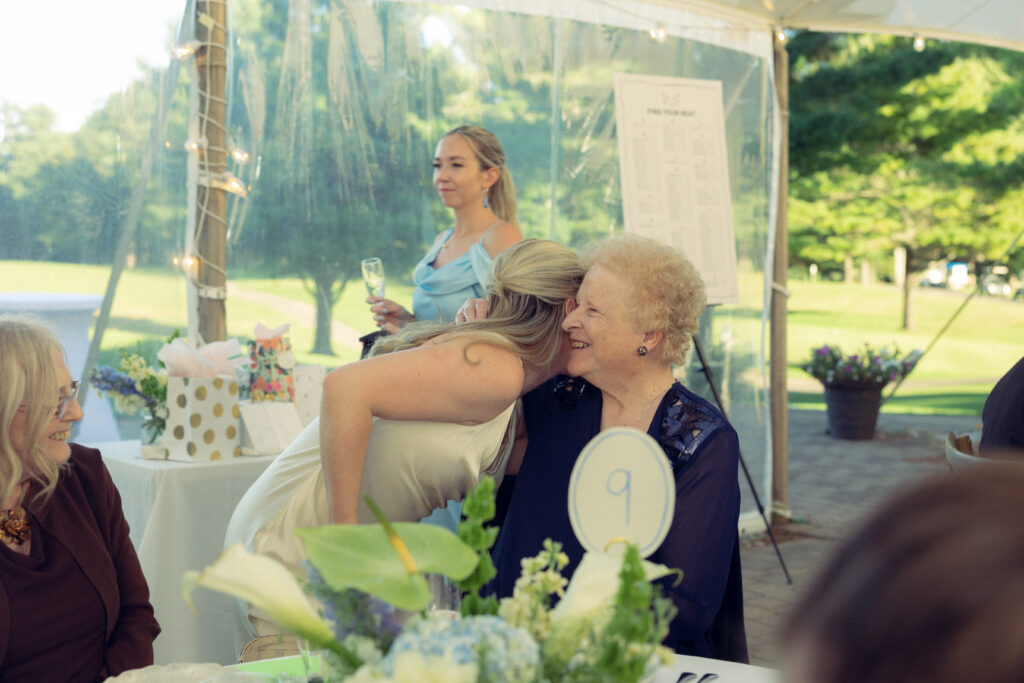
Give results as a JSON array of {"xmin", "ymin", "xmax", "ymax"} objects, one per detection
[
  {"xmin": 227, "ymin": 140, "xmax": 250, "ymax": 164},
  {"xmin": 172, "ymin": 41, "xmax": 201, "ymax": 60},
  {"xmin": 775, "ymin": 27, "xmax": 787, "ymax": 44},
  {"xmin": 184, "ymin": 137, "xmax": 208, "ymax": 152},
  {"xmin": 649, "ymin": 23, "xmax": 666, "ymax": 43},
  {"xmin": 913, "ymin": 34, "xmax": 925, "ymax": 52},
  {"xmin": 200, "ymin": 173, "xmax": 249, "ymax": 198},
  {"xmin": 173, "ymin": 254, "xmax": 199, "ymax": 278}
]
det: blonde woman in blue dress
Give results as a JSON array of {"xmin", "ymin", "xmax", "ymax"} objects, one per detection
[
  {"xmin": 368, "ymin": 125, "xmax": 522, "ymax": 332},
  {"xmin": 225, "ymin": 239, "xmax": 584, "ymax": 641}
]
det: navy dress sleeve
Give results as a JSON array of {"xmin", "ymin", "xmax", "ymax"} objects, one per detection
[{"xmin": 652, "ymin": 424, "xmax": 745, "ymax": 658}]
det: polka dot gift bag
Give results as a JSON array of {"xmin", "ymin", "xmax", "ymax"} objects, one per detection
[{"xmin": 157, "ymin": 338, "xmax": 247, "ymax": 462}]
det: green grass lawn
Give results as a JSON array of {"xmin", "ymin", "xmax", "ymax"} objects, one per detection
[
  {"xmin": 3, "ymin": 260, "xmax": 1019, "ymax": 415},
  {"xmin": 786, "ymin": 279, "xmax": 1024, "ymax": 415},
  {"xmin": 0, "ymin": 261, "xmax": 413, "ymax": 369}
]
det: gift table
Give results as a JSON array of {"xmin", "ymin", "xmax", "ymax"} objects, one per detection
[{"xmin": 89, "ymin": 440, "xmax": 277, "ymax": 666}]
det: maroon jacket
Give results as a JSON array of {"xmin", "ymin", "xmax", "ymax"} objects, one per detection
[{"xmin": 0, "ymin": 444, "xmax": 160, "ymax": 679}]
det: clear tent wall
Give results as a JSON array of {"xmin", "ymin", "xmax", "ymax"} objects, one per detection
[{"xmin": 0, "ymin": 0, "xmax": 779, "ymax": 528}]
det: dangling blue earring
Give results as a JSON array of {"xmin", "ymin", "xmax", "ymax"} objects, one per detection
[{"xmin": 483, "ymin": 191, "xmax": 489, "ymax": 209}]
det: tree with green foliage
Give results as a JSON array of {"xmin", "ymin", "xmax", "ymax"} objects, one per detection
[
  {"xmin": 228, "ymin": 0, "xmax": 435, "ymax": 354},
  {"xmin": 786, "ymin": 33, "xmax": 1024, "ymax": 329}
]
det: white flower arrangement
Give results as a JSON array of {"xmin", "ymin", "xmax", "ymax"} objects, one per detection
[{"xmin": 183, "ymin": 479, "xmax": 679, "ymax": 682}]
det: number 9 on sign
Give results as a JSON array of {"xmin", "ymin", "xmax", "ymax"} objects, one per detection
[{"xmin": 567, "ymin": 427, "xmax": 675, "ymax": 558}]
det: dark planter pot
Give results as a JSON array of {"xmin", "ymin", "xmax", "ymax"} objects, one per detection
[{"xmin": 823, "ymin": 382, "xmax": 885, "ymax": 440}]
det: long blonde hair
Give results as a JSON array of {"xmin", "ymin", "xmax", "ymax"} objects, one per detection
[
  {"xmin": 372, "ymin": 239, "xmax": 583, "ymax": 367},
  {"xmin": 0, "ymin": 315, "xmax": 67, "ymax": 506},
  {"xmin": 445, "ymin": 125, "xmax": 518, "ymax": 226}
]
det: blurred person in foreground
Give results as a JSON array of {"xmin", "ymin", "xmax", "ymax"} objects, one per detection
[
  {"xmin": 368, "ymin": 124, "xmax": 522, "ymax": 333},
  {"xmin": 783, "ymin": 465, "xmax": 1024, "ymax": 683},
  {"xmin": 979, "ymin": 354, "xmax": 1024, "ymax": 459},
  {"xmin": 488, "ymin": 234, "xmax": 748, "ymax": 662},
  {"xmin": 0, "ymin": 315, "xmax": 158, "ymax": 681}
]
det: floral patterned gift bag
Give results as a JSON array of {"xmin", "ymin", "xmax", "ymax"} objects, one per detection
[{"xmin": 248, "ymin": 323, "xmax": 297, "ymax": 402}]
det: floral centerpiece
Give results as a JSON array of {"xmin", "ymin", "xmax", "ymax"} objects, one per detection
[
  {"xmin": 803, "ymin": 342, "xmax": 920, "ymax": 440},
  {"xmin": 184, "ymin": 479, "xmax": 680, "ymax": 682},
  {"xmin": 803, "ymin": 342, "xmax": 918, "ymax": 388},
  {"xmin": 89, "ymin": 347, "xmax": 169, "ymax": 443}
]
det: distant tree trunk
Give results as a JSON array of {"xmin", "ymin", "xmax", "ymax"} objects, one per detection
[
  {"xmin": 901, "ymin": 253, "xmax": 915, "ymax": 331},
  {"xmin": 893, "ymin": 246, "xmax": 906, "ymax": 287},
  {"xmin": 312, "ymin": 275, "xmax": 339, "ymax": 355},
  {"xmin": 844, "ymin": 255, "xmax": 855, "ymax": 283},
  {"xmin": 860, "ymin": 259, "xmax": 872, "ymax": 285}
]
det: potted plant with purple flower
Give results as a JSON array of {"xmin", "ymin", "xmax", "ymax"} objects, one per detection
[{"xmin": 803, "ymin": 342, "xmax": 920, "ymax": 439}]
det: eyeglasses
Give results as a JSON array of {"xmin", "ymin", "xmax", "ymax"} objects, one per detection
[
  {"xmin": 56, "ymin": 381, "xmax": 81, "ymax": 420},
  {"xmin": 16, "ymin": 380, "xmax": 80, "ymax": 420}
]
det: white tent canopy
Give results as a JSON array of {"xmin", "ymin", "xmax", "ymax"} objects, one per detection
[{"xmin": 663, "ymin": 0, "xmax": 1024, "ymax": 53}]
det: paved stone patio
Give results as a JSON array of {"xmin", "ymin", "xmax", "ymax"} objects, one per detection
[{"xmin": 739, "ymin": 408, "xmax": 982, "ymax": 668}]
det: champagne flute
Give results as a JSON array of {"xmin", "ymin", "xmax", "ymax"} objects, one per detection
[{"xmin": 361, "ymin": 257, "xmax": 385, "ymax": 299}]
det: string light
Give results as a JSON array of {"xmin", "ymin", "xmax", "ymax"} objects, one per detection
[
  {"xmin": 172, "ymin": 254, "xmax": 199, "ymax": 277},
  {"xmin": 227, "ymin": 139, "xmax": 250, "ymax": 164},
  {"xmin": 913, "ymin": 34, "xmax": 926, "ymax": 52},
  {"xmin": 200, "ymin": 172, "xmax": 248, "ymax": 197},
  {"xmin": 172, "ymin": 40, "xmax": 202, "ymax": 60},
  {"xmin": 775, "ymin": 27, "xmax": 787, "ymax": 43},
  {"xmin": 649, "ymin": 23, "xmax": 666, "ymax": 43},
  {"xmin": 184, "ymin": 137, "xmax": 208, "ymax": 152},
  {"xmin": 175, "ymin": 0, "xmax": 244, "ymax": 317}
]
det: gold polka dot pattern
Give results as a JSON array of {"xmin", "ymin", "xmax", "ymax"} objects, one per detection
[{"xmin": 162, "ymin": 375, "xmax": 241, "ymax": 462}]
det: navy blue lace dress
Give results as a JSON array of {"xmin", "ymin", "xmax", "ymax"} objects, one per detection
[{"xmin": 489, "ymin": 377, "xmax": 748, "ymax": 662}]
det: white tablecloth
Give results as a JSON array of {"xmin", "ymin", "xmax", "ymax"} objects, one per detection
[
  {"xmin": 652, "ymin": 654, "xmax": 780, "ymax": 682},
  {"xmin": 90, "ymin": 440, "xmax": 276, "ymax": 666}
]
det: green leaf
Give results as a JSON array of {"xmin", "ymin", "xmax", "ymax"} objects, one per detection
[{"xmin": 296, "ymin": 522, "xmax": 478, "ymax": 611}]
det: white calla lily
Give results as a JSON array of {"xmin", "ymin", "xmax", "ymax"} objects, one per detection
[
  {"xmin": 182, "ymin": 544, "xmax": 339, "ymax": 654},
  {"xmin": 550, "ymin": 550, "xmax": 678, "ymax": 624}
]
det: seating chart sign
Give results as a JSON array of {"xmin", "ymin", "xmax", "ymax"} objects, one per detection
[
  {"xmin": 613, "ymin": 73, "xmax": 739, "ymax": 304},
  {"xmin": 567, "ymin": 427, "xmax": 675, "ymax": 558}
]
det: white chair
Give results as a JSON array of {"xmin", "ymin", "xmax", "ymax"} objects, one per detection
[
  {"xmin": 239, "ymin": 634, "xmax": 299, "ymax": 663},
  {"xmin": 945, "ymin": 432, "xmax": 986, "ymax": 471}
]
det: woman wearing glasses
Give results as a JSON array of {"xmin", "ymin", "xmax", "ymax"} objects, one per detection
[{"xmin": 0, "ymin": 314, "xmax": 159, "ymax": 680}]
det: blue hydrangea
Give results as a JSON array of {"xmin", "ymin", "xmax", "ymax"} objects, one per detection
[{"xmin": 384, "ymin": 614, "xmax": 539, "ymax": 681}]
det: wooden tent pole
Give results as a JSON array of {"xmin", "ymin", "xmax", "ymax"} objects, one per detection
[
  {"xmin": 194, "ymin": 0, "xmax": 229, "ymax": 342},
  {"xmin": 770, "ymin": 32, "xmax": 791, "ymax": 523}
]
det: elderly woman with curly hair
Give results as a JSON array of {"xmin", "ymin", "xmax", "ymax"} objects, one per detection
[
  {"xmin": 489, "ymin": 234, "xmax": 748, "ymax": 663},
  {"xmin": 0, "ymin": 315, "xmax": 159, "ymax": 681}
]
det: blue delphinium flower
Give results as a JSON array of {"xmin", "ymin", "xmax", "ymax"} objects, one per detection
[{"xmin": 304, "ymin": 563, "xmax": 402, "ymax": 652}]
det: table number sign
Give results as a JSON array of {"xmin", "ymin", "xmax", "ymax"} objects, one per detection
[{"xmin": 567, "ymin": 427, "xmax": 675, "ymax": 558}]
